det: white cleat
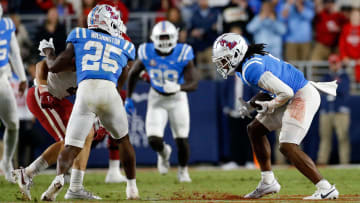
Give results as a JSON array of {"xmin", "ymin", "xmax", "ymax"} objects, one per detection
[
  {"xmin": 178, "ymin": 167, "xmax": 192, "ymax": 183},
  {"xmin": 64, "ymin": 187, "xmax": 102, "ymax": 200},
  {"xmin": 0, "ymin": 160, "xmax": 15, "ymax": 183},
  {"xmin": 244, "ymin": 179, "xmax": 281, "ymax": 198},
  {"xmin": 157, "ymin": 144, "xmax": 172, "ymax": 175},
  {"xmin": 41, "ymin": 175, "xmax": 64, "ymax": 201},
  {"xmin": 105, "ymin": 169, "xmax": 127, "ymax": 183},
  {"xmin": 126, "ymin": 185, "xmax": 139, "ymax": 200},
  {"xmin": 12, "ymin": 168, "xmax": 33, "ymax": 200},
  {"xmin": 303, "ymin": 185, "xmax": 339, "ymax": 200}
]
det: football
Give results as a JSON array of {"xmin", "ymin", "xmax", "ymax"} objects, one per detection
[{"xmin": 249, "ymin": 92, "xmax": 273, "ymax": 109}]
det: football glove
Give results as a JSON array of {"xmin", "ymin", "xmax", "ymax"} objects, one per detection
[
  {"xmin": 238, "ymin": 98, "xmax": 254, "ymax": 119},
  {"xmin": 255, "ymin": 100, "xmax": 276, "ymax": 114},
  {"xmin": 39, "ymin": 85, "xmax": 60, "ymax": 109},
  {"xmin": 163, "ymin": 80, "xmax": 180, "ymax": 94},
  {"xmin": 125, "ymin": 98, "xmax": 135, "ymax": 114},
  {"xmin": 38, "ymin": 38, "xmax": 55, "ymax": 56}
]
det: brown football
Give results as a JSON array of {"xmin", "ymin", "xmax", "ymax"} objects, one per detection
[{"xmin": 249, "ymin": 92, "xmax": 273, "ymax": 109}]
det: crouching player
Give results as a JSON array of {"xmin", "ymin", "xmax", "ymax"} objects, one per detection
[
  {"xmin": 212, "ymin": 33, "xmax": 339, "ymax": 200},
  {"xmin": 39, "ymin": 4, "xmax": 138, "ymax": 201},
  {"xmin": 126, "ymin": 21, "xmax": 198, "ymax": 182}
]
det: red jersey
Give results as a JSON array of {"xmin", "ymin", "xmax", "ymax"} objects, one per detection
[
  {"xmin": 314, "ymin": 10, "xmax": 348, "ymax": 47},
  {"xmin": 339, "ymin": 23, "xmax": 360, "ymax": 59}
]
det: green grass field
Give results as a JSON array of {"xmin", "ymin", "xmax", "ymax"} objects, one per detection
[{"xmin": 1, "ymin": 167, "xmax": 360, "ymax": 202}]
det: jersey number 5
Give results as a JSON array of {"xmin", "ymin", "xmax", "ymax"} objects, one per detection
[
  {"xmin": 0, "ymin": 40, "xmax": 8, "ymax": 61},
  {"xmin": 81, "ymin": 41, "xmax": 122, "ymax": 73}
]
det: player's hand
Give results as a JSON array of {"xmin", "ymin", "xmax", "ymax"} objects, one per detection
[
  {"xmin": 39, "ymin": 85, "xmax": 60, "ymax": 109},
  {"xmin": 38, "ymin": 38, "xmax": 55, "ymax": 56},
  {"xmin": 94, "ymin": 127, "xmax": 110, "ymax": 142},
  {"xmin": 238, "ymin": 105, "xmax": 252, "ymax": 119},
  {"xmin": 163, "ymin": 80, "xmax": 180, "ymax": 94},
  {"xmin": 125, "ymin": 98, "xmax": 135, "ymax": 114},
  {"xmin": 18, "ymin": 81, "xmax": 27, "ymax": 97},
  {"xmin": 255, "ymin": 100, "xmax": 275, "ymax": 114}
]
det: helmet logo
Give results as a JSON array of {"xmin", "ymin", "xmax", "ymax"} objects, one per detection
[{"xmin": 219, "ymin": 39, "xmax": 237, "ymax": 50}]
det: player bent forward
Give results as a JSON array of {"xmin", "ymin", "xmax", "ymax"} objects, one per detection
[
  {"xmin": 39, "ymin": 4, "xmax": 139, "ymax": 201},
  {"xmin": 212, "ymin": 33, "xmax": 339, "ymax": 200}
]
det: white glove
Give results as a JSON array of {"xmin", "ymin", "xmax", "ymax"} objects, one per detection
[
  {"xmin": 255, "ymin": 100, "xmax": 275, "ymax": 114},
  {"xmin": 238, "ymin": 98, "xmax": 254, "ymax": 119},
  {"xmin": 38, "ymin": 38, "xmax": 55, "ymax": 56},
  {"xmin": 163, "ymin": 80, "xmax": 180, "ymax": 93}
]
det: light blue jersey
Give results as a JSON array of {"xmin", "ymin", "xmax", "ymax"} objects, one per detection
[
  {"xmin": 66, "ymin": 27, "xmax": 135, "ymax": 85},
  {"xmin": 138, "ymin": 43, "xmax": 194, "ymax": 93},
  {"xmin": 0, "ymin": 18, "xmax": 15, "ymax": 67},
  {"xmin": 236, "ymin": 54, "xmax": 308, "ymax": 94}
]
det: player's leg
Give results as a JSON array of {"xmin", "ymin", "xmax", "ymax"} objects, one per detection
[
  {"xmin": 168, "ymin": 92, "xmax": 191, "ymax": 182},
  {"xmin": 0, "ymin": 75, "xmax": 19, "ymax": 183},
  {"xmin": 146, "ymin": 89, "xmax": 171, "ymax": 175},
  {"xmin": 64, "ymin": 128, "xmax": 101, "ymax": 200},
  {"xmin": 279, "ymin": 84, "xmax": 338, "ymax": 200},
  {"xmin": 98, "ymin": 87, "xmax": 138, "ymax": 199},
  {"xmin": 105, "ymin": 137, "xmax": 127, "ymax": 183}
]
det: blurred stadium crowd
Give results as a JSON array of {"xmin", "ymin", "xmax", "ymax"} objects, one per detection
[{"xmin": 0, "ymin": 0, "xmax": 360, "ymax": 168}]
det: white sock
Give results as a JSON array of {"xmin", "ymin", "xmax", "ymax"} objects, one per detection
[
  {"xmin": 159, "ymin": 143, "xmax": 168, "ymax": 158},
  {"xmin": 109, "ymin": 160, "xmax": 120, "ymax": 170},
  {"xmin": 69, "ymin": 169, "xmax": 85, "ymax": 192},
  {"xmin": 316, "ymin": 179, "xmax": 331, "ymax": 190},
  {"xmin": 261, "ymin": 171, "xmax": 275, "ymax": 184},
  {"xmin": 2, "ymin": 128, "xmax": 18, "ymax": 164},
  {"xmin": 127, "ymin": 179, "xmax": 137, "ymax": 188},
  {"xmin": 25, "ymin": 156, "xmax": 49, "ymax": 178}
]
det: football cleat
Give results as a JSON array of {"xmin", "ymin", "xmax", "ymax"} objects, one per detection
[
  {"xmin": 126, "ymin": 185, "xmax": 139, "ymax": 200},
  {"xmin": 178, "ymin": 167, "xmax": 192, "ymax": 183},
  {"xmin": 64, "ymin": 187, "xmax": 102, "ymax": 200},
  {"xmin": 244, "ymin": 179, "xmax": 281, "ymax": 198},
  {"xmin": 41, "ymin": 175, "xmax": 64, "ymax": 201},
  {"xmin": 105, "ymin": 169, "xmax": 127, "ymax": 183},
  {"xmin": 157, "ymin": 144, "xmax": 172, "ymax": 175},
  {"xmin": 303, "ymin": 185, "xmax": 339, "ymax": 200},
  {"xmin": 12, "ymin": 168, "xmax": 33, "ymax": 200},
  {"xmin": 0, "ymin": 160, "xmax": 15, "ymax": 183}
]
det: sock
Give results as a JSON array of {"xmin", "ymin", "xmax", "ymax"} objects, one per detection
[
  {"xmin": 261, "ymin": 171, "xmax": 275, "ymax": 184},
  {"xmin": 316, "ymin": 179, "xmax": 331, "ymax": 190},
  {"xmin": 159, "ymin": 143, "xmax": 168, "ymax": 158},
  {"xmin": 25, "ymin": 156, "xmax": 49, "ymax": 178},
  {"xmin": 69, "ymin": 169, "xmax": 85, "ymax": 192},
  {"xmin": 127, "ymin": 179, "xmax": 137, "ymax": 188},
  {"xmin": 2, "ymin": 128, "xmax": 18, "ymax": 164},
  {"xmin": 109, "ymin": 160, "xmax": 120, "ymax": 171}
]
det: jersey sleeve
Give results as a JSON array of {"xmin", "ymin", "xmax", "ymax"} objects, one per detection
[
  {"xmin": 66, "ymin": 27, "xmax": 83, "ymax": 44},
  {"xmin": 137, "ymin": 43, "xmax": 148, "ymax": 62},
  {"xmin": 242, "ymin": 60, "xmax": 265, "ymax": 86},
  {"xmin": 178, "ymin": 44, "xmax": 194, "ymax": 63},
  {"xmin": 120, "ymin": 39, "xmax": 135, "ymax": 61},
  {"xmin": 7, "ymin": 18, "xmax": 16, "ymax": 33},
  {"xmin": 2, "ymin": 18, "xmax": 16, "ymax": 33}
]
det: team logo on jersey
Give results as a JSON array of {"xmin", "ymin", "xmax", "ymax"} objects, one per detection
[
  {"xmin": 219, "ymin": 39, "xmax": 237, "ymax": 50},
  {"xmin": 150, "ymin": 59, "xmax": 156, "ymax": 66}
]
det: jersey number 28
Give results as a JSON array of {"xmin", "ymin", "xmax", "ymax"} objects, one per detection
[{"xmin": 81, "ymin": 41, "xmax": 122, "ymax": 73}]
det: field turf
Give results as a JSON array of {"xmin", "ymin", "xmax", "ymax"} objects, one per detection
[{"xmin": 1, "ymin": 167, "xmax": 359, "ymax": 202}]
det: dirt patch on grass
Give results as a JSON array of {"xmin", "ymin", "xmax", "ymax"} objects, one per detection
[{"xmin": 169, "ymin": 192, "xmax": 360, "ymax": 201}]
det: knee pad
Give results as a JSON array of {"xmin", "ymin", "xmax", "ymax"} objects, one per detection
[{"xmin": 148, "ymin": 136, "xmax": 164, "ymax": 152}]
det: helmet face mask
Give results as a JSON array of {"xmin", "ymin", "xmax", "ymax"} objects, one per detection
[
  {"xmin": 212, "ymin": 33, "xmax": 248, "ymax": 79},
  {"xmin": 151, "ymin": 21, "xmax": 178, "ymax": 54},
  {"xmin": 87, "ymin": 4, "xmax": 124, "ymax": 37}
]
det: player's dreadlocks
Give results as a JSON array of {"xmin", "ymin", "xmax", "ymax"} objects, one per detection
[{"xmin": 236, "ymin": 43, "xmax": 268, "ymax": 72}]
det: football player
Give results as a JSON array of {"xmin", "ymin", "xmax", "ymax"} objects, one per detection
[
  {"xmin": 39, "ymin": 4, "xmax": 139, "ymax": 201},
  {"xmin": 212, "ymin": 33, "xmax": 339, "ymax": 200},
  {"xmin": 0, "ymin": 4, "xmax": 27, "ymax": 183},
  {"xmin": 126, "ymin": 21, "xmax": 198, "ymax": 182},
  {"xmin": 12, "ymin": 60, "xmax": 101, "ymax": 200}
]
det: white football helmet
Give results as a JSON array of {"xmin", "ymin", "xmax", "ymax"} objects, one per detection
[
  {"xmin": 212, "ymin": 33, "xmax": 248, "ymax": 79},
  {"xmin": 150, "ymin": 21, "xmax": 178, "ymax": 53},
  {"xmin": 87, "ymin": 4, "xmax": 124, "ymax": 37}
]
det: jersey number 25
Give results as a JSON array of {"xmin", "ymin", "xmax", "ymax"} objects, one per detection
[{"xmin": 81, "ymin": 41, "xmax": 122, "ymax": 73}]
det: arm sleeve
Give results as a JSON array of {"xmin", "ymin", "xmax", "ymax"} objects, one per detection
[
  {"xmin": 123, "ymin": 40, "xmax": 136, "ymax": 61},
  {"xmin": 8, "ymin": 32, "xmax": 27, "ymax": 81},
  {"xmin": 300, "ymin": 6, "xmax": 315, "ymax": 20},
  {"xmin": 246, "ymin": 16, "xmax": 262, "ymax": 34},
  {"xmin": 272, "ymin": 20, "xmax": 287, "ymax": 35},
  {"xmin": 66, "ymin": 28, "xmax": 79, "ymax": 44},
  {"xmin": 182, "ymin": 44, "xmax": 194, "ymax": 62},
  {"xmin": 258, "ymin": 71, "xmax": 294, "ymax": 108}
]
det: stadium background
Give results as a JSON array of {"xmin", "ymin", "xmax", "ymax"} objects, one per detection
[{"xmin": 0, "ymin": 0, "xmax": 360, "ymax": 168}]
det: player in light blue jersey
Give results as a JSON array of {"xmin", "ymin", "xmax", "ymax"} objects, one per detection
[
  {"xmin": 212, "ymin": 33, "xmax": 339, "ymax": 200},
  {"xmin": 126, "ymin": 21, "xmax": 198, "ymax": 182},
  {"xmin": 0, "ymin": 4, "xmax": 27, "ymax": 183},
  {"xmin": 38, "ymin": 4, "xmax": 139, "ymax": 201}
]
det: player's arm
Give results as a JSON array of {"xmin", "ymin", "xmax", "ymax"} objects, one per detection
[
  {"xmin": 43, "ymin": 43, "xmax": 75, "ymax": 73},
  {"xmin": 126, "ymin": 59, "xmax": 145, "ymax": 98},
  {"xmin": 8, "ymin": 32, "xmax": 27, "ymax": 96},
  {"xmin": 35, "ymin": 60, "xmax": 49, "ymax": 86},
  {"xmin": 180, "ymin": 60, "xmax": 198, "ymax": 92},
  {"xmin": 117, "ymin": 60, "xmax": 133, "ymax": 93}
]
